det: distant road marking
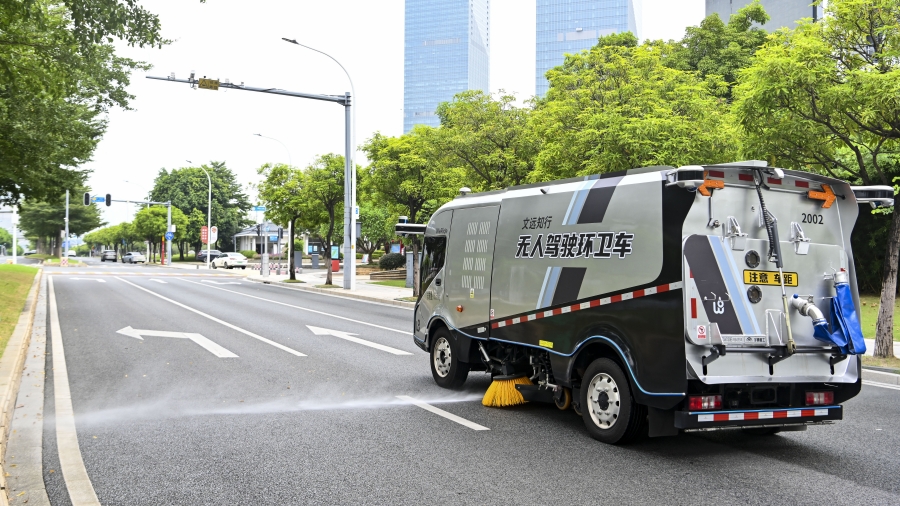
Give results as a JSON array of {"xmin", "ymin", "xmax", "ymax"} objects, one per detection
[
  {"xmin": 863, "ymin": 380, "xmax": 900, "ymax": 391},
  {"xmin": 48, "ymin": 277, "xmax": 101, "ymax": 505},
  {"xmin": 115, "ymin": 277, "xmax": 306, "ymax": 357},
  {"xmin": 68, "ymin": 278, "xmax": 106, "ymax": 282},
  {"xmin": 396, "ymin": 396, "xmax": 489, "ymax": 431},
  {"xmin": 201, "ymin": 279, "xmax": 242, "ymax": 285},
  {"xmin": 179, "ymin": 279, "xmax": 409, "ymax": 335},
  {"xmin": 307, "ymin": 325, "xmax": 412, "ymax": 355},
  {"xmin": 150, "ymin": 278, "xmax": 167, "ymax": 283}
]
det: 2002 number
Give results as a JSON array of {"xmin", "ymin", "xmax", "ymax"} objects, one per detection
[{"xmin": 801, "ymin": 213, "xmax": 824, "ymax": 224}]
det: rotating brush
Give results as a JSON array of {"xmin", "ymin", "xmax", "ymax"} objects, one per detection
[{"xmin": 482, "ymin": 375, "xmax": 533, "ymax": 407}]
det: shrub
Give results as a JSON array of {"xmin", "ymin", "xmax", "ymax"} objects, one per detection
[
  {"xmin": 378, "ymin": 252, "xmax": 405, "ymax": 270},
  {"xmin": 240, "ymin": 250, "xmax": 257, "ymax": 259}
]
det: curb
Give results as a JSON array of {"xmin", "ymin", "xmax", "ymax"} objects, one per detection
[
  {"xmin": 862, "ymin": 367, "xmax": 900, "ymax": 386},
  {"xmin": 0, "ymin": 268, "xmax": 42, "ymax": 505},
  {"xmin": 244, "ymin": 277, "xmax": 416, "ymax": 309}
]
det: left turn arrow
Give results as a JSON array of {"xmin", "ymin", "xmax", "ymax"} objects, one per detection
[{"xmin": 115, "ymin": 326, "xmax": 238, "ymax": 358}]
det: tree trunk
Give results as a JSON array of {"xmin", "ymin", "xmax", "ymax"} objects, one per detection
[
  {"xmin": 289, "ymin": 216, "xmax": 298, "ymax": 281},
  {"xmin": 411, "ymin": 236, "xmax": 421, "ymax": 298},
  {"xmin": 55, "ymin": 231, "xmax": 62, "ymax": 257},
  {"xmin": 875, "ymin": 205, "xmax": 900, "ymax": 358}
]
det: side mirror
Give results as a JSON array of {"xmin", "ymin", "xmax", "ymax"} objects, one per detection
[{"xmin": 850, "ymin": 185, "xmax": 894, "ymax": 208}]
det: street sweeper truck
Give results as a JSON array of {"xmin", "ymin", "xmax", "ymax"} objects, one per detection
[{"xmin": 396, "ymin": 161, "xmax": 893, "ymax": 445}]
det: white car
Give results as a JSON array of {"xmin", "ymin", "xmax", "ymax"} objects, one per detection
[
  {"xmin": 212, "ymin": 252, "xmax": 248, "ymax": 269},
  {"xmin": 122, "ymin": 252, "xmax": 146, "ymax": 264}
]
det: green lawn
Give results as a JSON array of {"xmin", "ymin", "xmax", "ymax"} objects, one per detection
[
  {"xmin": 369, "ymin": 280, "xmax": 409, "ymax": 288},
  {"xmin": 0, "ymin": 265, "xmax": 38, "ymax": 359},
  {"xmin": 858, "ymin": 294, "xmax": 900, "ymax": 342}
]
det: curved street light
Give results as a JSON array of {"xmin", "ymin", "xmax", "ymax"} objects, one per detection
[
  {"xmin": 282, "ymin": 37, "xmax": 357, "ymax": 290},
  {"xmin": 187, "ymin": 160, "xmax": 213, "ymax": 270},
  {"xmin": 253, "ymin": 133, "xmax": 293, "ymax": 167}
]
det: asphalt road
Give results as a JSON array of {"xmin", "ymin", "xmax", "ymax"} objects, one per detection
[{"xmin": 24, "ymin": 268, "xmax": 900, "ymax": 504}]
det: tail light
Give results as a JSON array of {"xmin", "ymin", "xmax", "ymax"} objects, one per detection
[
  {"xmin": 805, "ymin": 391, "xmax": 834, "ymax": 406},
  {"xmin": 688, "ymin": 395, "xmax": 722, "ymax": 410}
]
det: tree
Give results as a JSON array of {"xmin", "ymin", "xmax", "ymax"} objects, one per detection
[
  {"xmin": 256, "ymin": 163, "xmax": 305, "ymax": 280},
  {"xmin": 150, "ymin": 162, "xmax": 251, "ymax": 255},
  {"xmin": 530, "ymin": 33, "xmax": 738, "ymax": 182},
  {"xmin": 0, "ymin": 227, "xmax": 12, "ymax": 250},
  {"xmin": 357, "ymin": 201, "xmax": 394, "ymax": 259},
  {"xmin": 435, "ymin": 90, "xmax": 540, "ymax": 190},
  {"xmin": 132, "ymin": 205, "xmax": 188, "ymax": 263},
  {"xmin": 663, "ymin": 1, "xmax": 770, "ymax": 99},
  {"xmin": 17, "ymin": 188, "xmax": 104, "ymax": 255},
  {"xmin": 0, "ymin": 0, "xmax": 167, "ymax": 205},
  {"xmin": 300, "ymin": 154, "xmax": 345, "ymax": 286},
  {"xmin": 733, "ymin": 0, "xmax": 900, "ymax": 358},
  {"xmin": 363, "ymin": 128, "xmax": 465, "ymax": 297}
]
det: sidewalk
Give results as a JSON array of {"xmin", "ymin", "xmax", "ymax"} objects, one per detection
[
  {"xmin": 242, "ymin": 268, "xmax": 416, "ymax": 308},
  {"xmin": 863, "ymin": 338, "xmax": 900, "ymax": 357}
]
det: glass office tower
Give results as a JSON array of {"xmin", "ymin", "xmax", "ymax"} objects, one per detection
[
  {"xmin": 404, "ymin": 0, "xmax": 490, "ymax": 133},
  {"xmin": 536, "ymin": 0, "xmax": 641, "ymax": 97}
]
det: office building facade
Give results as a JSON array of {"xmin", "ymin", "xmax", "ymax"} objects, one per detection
[
  {"xmin": 706, "ymin": 0, "xmax": 824, "ymax": 31},
  {"xmin": 536, "ymin": 0, "xmax": 641, "ymax": 97},
  {"xmin": 404, "ymin": 0, "xmax": 490, "ymax": 133}
]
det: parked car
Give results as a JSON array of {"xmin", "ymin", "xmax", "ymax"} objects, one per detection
[
  {"xmin": 212, "ymin": 252, "xmax": 248, "ymax": 270},
  {"xmin": 100, "ymin": 250, "xmax": 117, "ymax": 262},
  {"xmin": 23, "ymin": 250, "xmax": 37, "ymax": 256},
  {"xmin": 122, "ymin": 252, "xmax": 146, "ymax": 264},
  {"xmin": 196, "ymin": 249, "xmax": 222, "ymax": 262},
  {"xmin": 66, "ymin": 250, "xmax": 77, "ymax": 257}
]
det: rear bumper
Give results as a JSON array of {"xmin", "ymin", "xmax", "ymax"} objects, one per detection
[{"xmin": 675, "ymin": 405, "xmax": 842, "ymax": 430}]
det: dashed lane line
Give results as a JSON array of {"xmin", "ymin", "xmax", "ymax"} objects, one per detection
[
  {"xmin": 396, "ymin": 396, "xmax": 489, "ymax": 431},
  {"xmin": 178, "ymin": 278, "xmax": 411, "ymax": 336},
  {"xmin": 115, "ymin": 277, "xmax": 306, "ymax": 357},
  {"xmin": 48, "ymin": 276, "xmax": 101, "ymax": 505}
]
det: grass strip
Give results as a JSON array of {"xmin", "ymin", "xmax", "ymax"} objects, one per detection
[
  {"xmin": 370, "ymin": 280, "xmax": 409, "ymax": 288},
  {"xmin": 858, "ymin": 294, "xmax": 900, "ymax": 342},
  {"xmin": 0, "ymin": 265, "xmax": 38, "ymax": 359}
]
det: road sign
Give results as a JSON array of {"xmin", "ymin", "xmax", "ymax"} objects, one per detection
[
  {"xmin": 116, "ymin": 326, "xmax": 237, "ymax": 358},
  {"xmin": 209, "ymin": 226, "xmax": 218, "ymax": 243},
  {"xmin": 165, "ymin": 232, "xmax": 174, "ymax": 241},
  {"xmin": 269, "ymin": 235, "xmax": 277, "ymax": 242},
  {"xmin": 201, "ymin": 226, "xmax": 209, "ymax": 244},
  {"xmin": 92, "ymin": 196, "xmax": 105, "ymax": 203},
  {"xmin": 198, "ymin": 78, "xmax": 219, "ymax": 91},
  {"xmin": 265, "ymin": 225, "xmax": 270, "ymax": 232},
  {"xmin": 253, "ymin": 206, "xmax": 266, "ymax": 212}
]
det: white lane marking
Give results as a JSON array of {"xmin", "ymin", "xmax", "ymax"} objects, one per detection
[
  {"xmin": 396, "ymin": 396, "xmax": 489, "ymax": 431},
  {"xmin": 179, "ymin": 279, "xmax": 410, "ymax": 335},
  {"xmin": 306, "ymin": 325, "xmax": 412, "ymax": 356},
  {"xmin": 68, "ymin": 278, "xmax": 106, "ymax": 282},
  {"xmin": 149, "ymin": 278, "xmax": 167, "ymax": 284},
  {"xmin": 116, "ymin": 326, "xmax": 238, "ymax": 358},
  {"xmin": 48, "ymin": 277, "xmax": 101, "ymax": 505},
  {"xmin": 863, "ymin": 380, "xmax": 900, "ymax": 391},
  {"xmin": 115, "ymin": 277, "xmax": 306, "ymax": 357},
  {"xmin": 201, "ymin": 279, "xmax": 242, "ymax": 285}
]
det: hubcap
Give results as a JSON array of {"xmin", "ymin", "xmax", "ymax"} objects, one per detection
[
  {"xmin": 588, "ymin": 373, "xmax": 621, "ymax": 429},
  {"xmin": 433, "ymin": 337, "xmax": 452, "ymax": 378}
]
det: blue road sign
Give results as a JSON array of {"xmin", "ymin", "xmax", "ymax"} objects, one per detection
[
  {"xmin": 265, "ymin": 225, "xmax": 271, "ymax": 232},
  {"xmin": 253, "ymin": 206, "xmax": 266, "ymax": 212},
  {"xmin": 165, "ymin": 232, "xmax": 174, "ymax": 241},
  {"xmin": 92, "ymin": 196, "xmax": 105, "ymax": 203},
  {"xmin": 269, "ymin": 235, "xmax": 277, "ymax": 242}
]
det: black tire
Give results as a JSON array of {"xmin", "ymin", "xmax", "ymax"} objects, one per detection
[
  {"xmin": 212, "ymin": 262, "xmax": 217, "ymax": 269},
  {"xmin": 430, "ymin": 328, "xmax": 469, "ymax": 389},
  {"xmin": 241, "ymin": 266, "xmax": 246, "ymax": 270},
  {"xmin": 580, "ymin": 358, "xmax": 647, "ymax": 445},
  {"xmin": 742, "ymin": 427, "xmax": 782, "ymax": 436}
]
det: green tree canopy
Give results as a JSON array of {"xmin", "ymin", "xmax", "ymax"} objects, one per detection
[
  {"xmin": 17, "ymin": 188, "xmax": 104, "ymax": 254},
  {"xmin": 256, "ymin": 162, "xmax": 304, "ymax": 280},
  {"xmin": 299, "ymin": 154, "xmax": 346, "ymax": 285}
]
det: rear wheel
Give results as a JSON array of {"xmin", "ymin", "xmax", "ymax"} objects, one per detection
[
  {"xmin": 430, "ymin": 328, "xmax": 469, "ymax": 389},
  {"xmin": 580, "ymin": 358, "xmax": 646, "ymax": 445}
]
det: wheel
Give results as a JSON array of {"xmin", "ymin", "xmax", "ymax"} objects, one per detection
[
  {"xmin": 554, "ymin": 387, "xmax": 572, "ymax": 411},
  {"xmin": 241, "ymin": 266, "xmax": 246, "ymax": 270},
  {"xmin": 212, "ymin": 262, "xmax": 217, "ymax": 269},
  {"xmin": 430, "ymin": 328, "xmax": 469, "ymax": 389},
  {"xmin": 580, "ymin": 358, "xmax": 647, "ymax": 445},
  {"xmin": 742, "ymin": 427, "xmax": 782, "ymax": 436},
  {"xmin": 101, "ymin": 258, "xmax": 105, "ymax": 262}
]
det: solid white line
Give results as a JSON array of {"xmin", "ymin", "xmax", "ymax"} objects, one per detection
[
  {"xmin": 396, "ymin": 395, "xmax": 489, "ymax": 431},
  {"xmin": 179, "ymin": 278, "xmax": 410, "ymax": 335},
  {"xmin": 149, "ymin": 279, "xmax": 167, "ymax": 283},
  {"xmin": 115, "ymin": 277, "xmax": 306, "ymax": 357},
  {"xmin": 863, "ymin": 380, "xmax": 900, "ymax": 391},
  {"xmin": 48, "ymin": 277, "xmax": 101, "ymax": 505}
]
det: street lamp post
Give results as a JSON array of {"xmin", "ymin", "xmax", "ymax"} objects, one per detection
[
  {"xmin": 253, "ymin": 133, "xmax": 292, "ymax": 167},
  {"xmin": 187, "ymin": 160, "xmax": 213, "ymax": 270},
  {"xmin": 282, "ymin": 37, "xmax": 357, "ymax": 290}
]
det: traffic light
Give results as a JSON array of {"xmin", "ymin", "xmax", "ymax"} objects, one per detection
[
  {"xmin": 83, "ymin": 192, "xmax": 90, "ymax": 206},
  {"xmin": 278, "ymin": 227, "xmax": 283, "ymax": 240},
  {"xmin": 256, "ymin": 224, "xmax": 261, "ymax": 236},
  {"xmin": 105, "ymin": 193, "xmax": 112, "ymax": 207}
]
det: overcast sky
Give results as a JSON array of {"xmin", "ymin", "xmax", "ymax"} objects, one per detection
[{"xmin": 83, "ymin": 0, "xmax": 705, "ymax": 227}]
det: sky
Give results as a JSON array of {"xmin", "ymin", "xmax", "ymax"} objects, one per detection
[{"xmin": 81, "ymin": 0, "xmax": 705, "ymax": 228}]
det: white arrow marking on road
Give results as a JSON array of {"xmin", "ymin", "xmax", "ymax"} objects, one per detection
[
  {"xmin": 306, "ymin": 325, "xmax": 412, "ymax": 355},
  {"xmin": 201, "ymin": 279, "xmax": 242, "ymax": 285},
  {"xmin": 116, "ymin": 326, "xmax": 238, "ymax": 358},
  {"xmin": 69, "ymin": 278, "xmax": 106, "ymax": 282},
  {"xmin": 149, "ymin": 279, "xmax": 167, "ymax": 284}
]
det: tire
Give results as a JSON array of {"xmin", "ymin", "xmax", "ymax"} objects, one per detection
[
  {"xmin": 212, "ymin": 262, "xmax": 217, "ymax": 269},
  {"xmin": 241, "ymin": 266, "xmax": 246, "ymax": 270},
  {"xmin": 580, "ymin": 358, "xmax": 647, "ymax": 445},
  {"xmin": 430, "ymin": 328, "xmax": 469, "ymax": 389},
  {"xmin": 554, "ymin": 388, "xmax": 572, "ymax": 411}
]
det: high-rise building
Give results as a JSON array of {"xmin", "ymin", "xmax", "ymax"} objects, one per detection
[
  {"xmin": 535, "ymin": 0, "xmax": 642, "ymax": 97},
  {"xmin": 706, "ymin": 0, "xmax": 824, "ymax": 31},
  {"xmin": 403, "ymin": 0, "xmax": 490, "ymax": 133}
]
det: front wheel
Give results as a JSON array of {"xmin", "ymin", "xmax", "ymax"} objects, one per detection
[
  {"xmin": 580, "ymin": 358, "xmax": 646, "ymax": 445},
  {"xmin": 430, "ymin": 328, "xmax": 469, "ymax": 389},
  {"xmin": 241, "ymin": 266, "xmax": 246, "ymax": 270},
  {"xmin": 211, "ymin": 262, "xmax": 217, "ymax": 269}
]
